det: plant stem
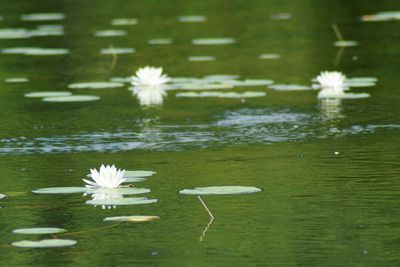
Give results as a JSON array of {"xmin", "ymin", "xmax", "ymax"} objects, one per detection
[
  {"xmin": 332, "ymin": 24, "xmax": 344, "ymax": 41},
  {"xmin": 197, "ymin": 196, "xmax": 215, "ymax": 219}
]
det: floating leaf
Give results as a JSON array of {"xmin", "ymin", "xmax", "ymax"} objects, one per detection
[
  {"xmin": 32, "ymin": 187, "xmax": 87, "ymax": 194},
  {"xmin": 110, "ymin": 77, "xmax": 133, "ymax": 83},
  {"xmin": 21, "ymin": 13, "xmax": 65, "ymax": 21},
  {"xmin": 111, "ymin": 18, "xmax": 138, "ymax": 26},
  {"xmin": 13, "ymin": 227, "xmax": 66, "ymax": 235},
  {"xmin": 5, "ymin": 77, "xmax": 29, "ymax": 83},
  {"xmin": 42, "ymin": 95, "xmax": 100, "ymax": 102},
  {"xmin": 103, "ymin": 215, "xmax": 160, "ymax": 222},
  {"xmin": 268, "ymin": 84, "xmax": 313, "ymax": 91},
  {"xmin": 124, "ymin": 177, "xmax": 147, "ymax": 183},
  {"xmin": 2, "ymin": 47, "xmax": 69, "ymax": 55},
  {"xmin": 100, "ymin": 48, "xmax": 135, "ymax": 54},
  {"xmin": 192, "ymin": 38, "xmax": 236, "ymax": 45},
  {"xmin": 0, "ymin": 193, "xmax": 6, "ymax": 199},
  {"xmin": 226, "ymin": 79, "xmax": 274, "ymax": 87},
  {"xmin": 176, "ymin": 83, "xmax": 233, "ymax": 90},
  {"xmin": 86, "ymin": 197, "xmax": 157, "ymax": 206},
  {"xmin": 317, "ymin": 92, "xmax": 370, "ymax": 99},
  {"xmin": 188, "ymin": 56, "xmax": 216, "ymax": 61},
  {"xmin": 0, "ymin": 28, "xmax": 31, "ymax": 39},
  {"xmin": 94, "ymin": 30, "xmax": 126, "ymax": 37},
  {"xmin": 259, "ymin": 53, "xmax": 280, "ymax": 59},
  {"xmin": 176, "ymin": 91, "xmax": 266, "ymax": 98},
  {"xmin": 334, "ymin": 40, "xmax": 358, "ymax": 47},
  {"xmin": 203, "ymin": 75, "xmax": 240, "ymax": 81},
  {"xmin": 179, "ymin": 186, "xmax": 262, "ymax": 195},
  {"xmin": 12, "ymin": 239, "xmax": 76, "ymax": 248},
  {"xmin": 148, "ymin": 38, "xmax": 172, "ymax": 45},
  {"xmin": 68, "ymin": 82, "xmax": 124, "ymax": 89},
  {"xmin": 178, "ymin": 15, "xmax": 207, "ymax": 22},
  {"xmin": 25, "ymin": 91, "xmax": 72, "ymax": 98},
  {"xmin": 124, "ymin": 170, "xmax": 156, "ymax": 178},
  {"xmin": 86, "ymin": 187, "xmax": 150, "ymax": 195}
]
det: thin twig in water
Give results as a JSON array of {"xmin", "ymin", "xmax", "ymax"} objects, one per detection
[
  {"xmin": 197, "ymin": 196, "xmax": 214, "ymax": 219},
  {"xmin": 110, "ymin": 45, "xmax": 118, "ymax": 70},
  {"xmin": 199, "ymin": 217, "xmax": 214, "ymax": 242},
  {"xmin": 331, "ymin": 24, "xmax": 344, "ymax": 41},
  {"xmin": 334, "ymin": 46, "xmax": 345, "ymax": 67},
  {"xmin": 54, "ymin": 222, "xmax": 122, "ymax": 237}
]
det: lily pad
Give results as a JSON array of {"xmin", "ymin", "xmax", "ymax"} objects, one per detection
[
  {"xmin": 25, "ymin": 91, "xmax": 72, "ymax": 98},
  {"xmin": 94, "ymin": 30, "xmax": 126, "ymax": 37},
  {"xmin": 100, "ymin": 48, "xmax": 135, "ymax": 54},
  {"xmin": 317, "ymin": 92, "xmax": 370, "ymax": 99},
  {"xmin": 268, "ymin": 84, "xmax": 313, "ymax": 91},
  {"xmin": 21, "ymin": 13, "xmax": 65, "ymax": 21},
  {"xmin": 103, "ymin": 215, "xmax": 160, "ymax": 222},
  {"xmin": 259, "ymin": 53, "xmax": 280, "ymax": 59},
  {"xmin": 12, "ymin": 239, "xmax": 76, "ymax": 248},
  {"xmin": 148, "ymin": 38, "xmax": 172, "ymax": 45},
  {"xmin": 68, "ymin": 82, "xmax": 124, "ymax": 89},
  {"xmin": 176, "ymin": 83, "xmax": 233, "ymax": 90},
  {"xmin": 0, "ymin": 193, "xmax": 6, "ymax": 199},
  {"xmin": 110, "ymin": 77, "xmax": 133, "ymax": 83},
  {"xmin": 176, "ymin": 91, "xmax": 266, "ymax": 98},
  {"xmin": 86, "ymin": 197, "xmax": 157, "ymax": 206},
  {"xmin": 0, "ymin": 28, "xmax": 31, "ymax": 39},
  {"xmin": 227, "ymin": 79, "xmax": 274, "ymax": 87},
  {"xmin": 32, "ymin": 187, "xmax": 87, "ymax": 194},
  {"xmin": 188, "ymin": 56, "xmax": 216, "ymax": 61},
  {"xmin": 192, "ymin": 38, "xmax": 236, "ymax": 45},
  {"xmin": 124, "ymin": 170, "xmax": 156, "ymax": 178},
  {"xmin": 178, "ymin": 15, "xmax": 206, "ymax": 22},
  {"xmin": 42, "ymin": 95, "xmax": 100, "ymax": 102},
  {"xmin": 2, "ymin": 47, "xmax": 69, "ymax": 55},
  {"xmin": 12, "ymin": 227, "xmax": 66, "ymax": 235},
  {"xmin": 5, "ymin": 77, "xmax": 29, "ymax": 83},
  {"xmin": 334, "ymin": 40, "xmax": 358, "ymax": 47},
  {"xmin": 111, "ymin": 18, "xmax": 138, "ymax": 26},
  {"xmin": 124, "ymin": 177, "xmax": 147, "ymax": 183},
  {"xmin": 203, "ymin": 75, "xmax": 240, "ymax": 81},
  {"xmin": 86, "ymin": 187, "xmax": 150, "ymax": 195},
  {"xmin": 179, "ymin": 186, "xmax": 262, "ymax": 195}
]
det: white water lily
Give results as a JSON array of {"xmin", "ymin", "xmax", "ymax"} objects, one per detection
[
  {"xmin": 131, "ymin": 66, "xmax": 170, "ymax": 87},
  {"xmin": 83, "ymin": 164, "xmax": 125, "ymax": 188},
  {"xmin": 132, "ymin": 86, "xmax": 166, "ymax": 106},
  {"xmin": 316, "ymin": 71, "xmax": 348, "ymax": 99}
]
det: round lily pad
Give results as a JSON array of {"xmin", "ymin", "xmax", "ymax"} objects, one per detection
[
  {"xmin": 259, "ymin": 53, "xmax": 280, "ymax": 59},
  {"xmin": 178, "ymin": 15, "xmax": 206, "ymax": 23},
  {"xmin": 203, "ymin": 75, "xmax": 240, "ymax": 81},
  {"xmin": 192, "ymin": 38, "xmax": 236, "ymax": 45},
  {"xmin": 2, "ymin": 47, "xmax": 69, "ymax": 55},
  {"xmin": 86, "ymin": 197, "xmax": 157, "ymax": 206},
  {"xmin": 5, "ymin": 77, "xmax": 29, "ymax": 83},
  {"xmin": 317, "ymin": 92, "xmax": 370, "ymax": 99},
  {"xmin": 94, "ymin": 30, "xmax": 126, "ymax": 37},
  {"xmin": 32, "ymin": 187, "xmax": 87, "ymax": 194},
  {"xmin": 68, "ymin": 82, "xmax": 124, "ymax": 89},
  {"xmin": 21, "ymin": 13, "xmax": 65, "ymax": 21},
  {"xmin": 188, "ymin": 56, "xmax": 216, "ymax": 61},
  {"xmin": 100, "ymin": 48, "xmax": 135, "ymax": 54},
  {"xmin": 13, "ymin": 227, "xmax": 66, "ymax": 234},
  {"xmin": 103, "ymin": 215, "xmax": 160, "ymax": 222},
  {"xmin": 148, "ymin": 38, "xmax": 172, "ymax": 45},
  {"xmin": 176, "ymin": 91, "xmax": 266, "ymax": 98},
  {"xmin": 124, "ymin": 177, "xmax": 147, "ymax": 183},
  {"xmin": 179, "ymin": 186, "xmax": 262, "ymax": 195},
  {"xmin": 124, "ymin": 170, "xmax": 156, "ymax": 178},
  {"xmin": 86, "ymin": 187, "xmax": 150, "ymax": 195},
  {"xmin": 42, "ymin": 95, "xmax": 100, "ymax": 102},
  {"xmin": 111, "ymin": 18, "xmax": 138, "ymax": 26},
  {"xmin": 334, "ymin": 40, "xmax": 358, "ymax": 47},
  {"xmin": 268, "ymin": 84, "xmax": 313, "ymax": 91},
  {"xmin": 25, "ymin": 91, "xmax": 72, "ymax": 98},
  {"xmin": 12, "ymin": 239, "xmax": 76, "ymax": 248},
  {"xmin": 0, "ymin": 28, "xmax": 31, "ymax": 39}
]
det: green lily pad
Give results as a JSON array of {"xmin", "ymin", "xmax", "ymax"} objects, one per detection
[
  {"xmin": 176, "ymin": 83, "xmax": 233, "ymax": 90},
  {"xmin": 0, "ymin": 28, "xmax": 31, "ymax": 39},
  {"xmin": 176, "ymin": 91, "xmax": 266, "ymax": 98},
  {"xmin": 317, "ymin": 92, "xmax": 370, "ymax": 99},
  {"xmin": 226, "ymin": 79, "xmax": 274, "ymax": 87},
  {"xmin": 188, "ymin": 56, "xmax": 216, "ymax": 61},
  {"xmin": 192, "ymin": 38, "xmax": 236, "ymax": 45},
  {"xmin": 100, "ymin": 48, "xmax": 135, "ymax": 54},
  {"xmin": 86, "ymin": 187, "xmax": 150, "ymax": 195},
  {"xmin": 32, "ymin": 187, "xmax": 87, "ymax": 194},
  {"xmin": 148, "ymin": 38, "xmax": 172, "ymax": 45},
  {"xmin": 268, "ymin": 84, "xmax": 313, "ymax": 91},
  {"xmin": 334, "ymin": 40, "xmax": 358, "ymax": 47},
  {"xmin": 124, "ymin": 177, "xmax": 147, "ymax": 183},
  {"xmin": 86, "ymin": 197, "xmax": 157, "ymax": 206},
  {"xmin": 94, "ymin": 30, "xmax": 126, "ymax": 37},
  {"xmin": 25, "ymin": 91, "xmax": 72, "ymax": 98},
  {"xmin": 2, "ymin": 47, "xmax": 69, "ymax": 55},
  {"xmin": 179, "ymin": 186, "xmax": 262, "ymax": 195},
  {"xmin": 203, "ymin": 75, "xmax": 240, "ymax": 81},
  {"xmin": 68, "ymin": 82, "xmax": 124, "ymax": 89},
  {"xmin": 5, "ymin": 77, "xmax": 29, "ymax": 83},
  {"xmin": 13, "ymin": 227, "xmax": 66, "ymax": 234},
  {"xmin": 21, "ymin": 13, "xmax": 65, "ymax": 21},
  {"xmin": 178, "ymin": 15, "xmax": 206, "ymax": 23},
  {"xmin": 259, "ymin": 53, "xmax": 280, "ymax": 59},
  {"xmin": 111, "ymin": 18, "xmax": 138, "ymax": 26},
  {"xmin": 42, "ymin": 95, "xmax": 100, "ymax": 102},
  {"xmin": 124, "ymin": 170, "xmax": 156, "ymax": 178},
  {"xmin": 103, "ymin": 215, "xmax": 160, "ymax": 222},
  {"xmin": 12, "ymin": 239, "xmax": 76, "ymax": 248}
]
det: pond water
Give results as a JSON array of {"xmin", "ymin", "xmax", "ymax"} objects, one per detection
[{"xmin": 0, "ymin": 0, "xmax": 399, "ymax": 265}]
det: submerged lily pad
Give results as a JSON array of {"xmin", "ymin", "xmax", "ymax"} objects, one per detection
[
  {"xmin": 334, "ymin": 40, "xmax": 358, "ymax": 47},
  {"xmin": 179, "ymin": 186, "xmax": 262, "ymax": 195},
  {"xmin": 103, "ymin": 215, "xmax": 160, "ymax": 222},
  {"xmin": 148, "ymin": 38, "xmax": 172, "ymax": 45},
  {"xmin": 86, "ymin": 197, "xmax": 157, "ymax": 206},
  {"xmin": 178, "ymin": 15, "xmax": 207, "ymax": 22},
  {"xmin": 32, "ymin": 187, "xmax": 87, "ymax": 194},
  {"xmin": 68, "ymin": 82, "xmax": 124, "ymax": 89},
  {"xmin": 42, "ymin": 95, "xmax": 100, "ymax": 102},
  {"xmin": 192, "ymin": 38, "xmax": 236, "ymax": 45},
  {"xmin": 100, "ymin": 48, "xmax": 135, "ymax": 54},
  {"xmin": 13, "ymin": 227, "xmax": 66, "ymax": 235},
  {"xmin": 176, "ymin": 91, "xmax": 266, "ymax": 98},
  {"xmin": 12, "ymin": 239, "xmax": 76, "ymax": 248},
  {"xmin": 24, "ymin": 91, "xmax": 72, "ymax": 98},
  {"xmin": 111, "ymin": 18, "xmax": 138, "ymax": 26},
  {"xmin": 124, "ymin": 170, "xmax": 156, "ymax": 178}
]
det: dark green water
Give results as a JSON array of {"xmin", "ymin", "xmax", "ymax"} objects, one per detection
[{"xmin": 0, "ymin": 0, "xmax": 399, "ymax": 266}]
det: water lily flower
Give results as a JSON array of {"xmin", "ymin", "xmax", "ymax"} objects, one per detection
[
  {"xmin": 131, "ymin": 66, "xmax": 170, "ymax": 87},
  {"xmin": 83, "ymin": 164, "xmax": 125, "ymax": 189},
  {"xmin": 316, "ymin": 71, "xmax": 348, "ymax": 98}
]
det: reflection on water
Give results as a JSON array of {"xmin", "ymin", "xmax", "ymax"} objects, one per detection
[
  {"xmin": 319, "ymin": 99, "xmax": 343, "ymax": 120},
  {"xmin": 130, "ymin": 86, "xmax": 167, "ymax": 107}
]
